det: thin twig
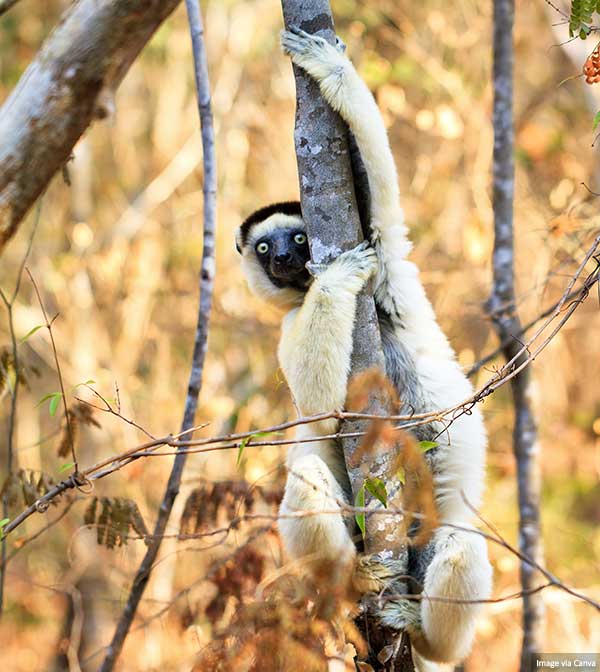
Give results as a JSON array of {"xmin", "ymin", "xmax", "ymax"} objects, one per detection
[
  {"xmin": 5, "ymin": 498, "xmax": 79, "ymax": 564},
  {"xmin": 98, "ymin": 3, "xmax": 217, "ymax": 669},
  {"xmin": 83, "ymin": 525, "xmax": 274, "ymax": 667},
  {"xmin": 0, "ymin": 201, "xmax": 41, "ymax": 615},
  {"xmin": 26, "ymin": 268, "xmax": 78, "ymax": 472},
  {"xmin": 467, "ymin": 276, "xmax": 596, "ymax": 376},
  {"xmin": 75, "ymin": 383, "xmax": 156, "ymax": 440}
]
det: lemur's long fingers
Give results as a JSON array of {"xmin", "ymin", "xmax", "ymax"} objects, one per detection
[
  {"xmin": 281, "ymin": 27, "xmax": 331, "ymax": 56},
  {"xmin": 280, "ymin": 29, "xmax": 316, "ymax": 56},
  {"xmin": 280, "ymin": 30, "xmax": 306, "ymax": 56},
  {"xmin": 288, "ymin": 26, "xmax": 319, "ymax": 40}
]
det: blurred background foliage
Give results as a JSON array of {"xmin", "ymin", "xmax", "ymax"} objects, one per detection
[{"xmin": 0, "ymin": 0, "xmax": 599, "ymax": 669}]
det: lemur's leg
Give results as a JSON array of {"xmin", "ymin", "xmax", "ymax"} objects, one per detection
[
  {"xmin": 278, "ymin": 242, "xmax": 377, "ymax": 567},
  {"xmin": 380, "ymin": 527, "xmax": 492, "ymax": 663},
  {"xmin": 279, "ymin": 436, "xmax": 355, "ymax": 566},
  {"xmin": 281, "ymin": 28, "xmax": 411, "ymax": 324}
]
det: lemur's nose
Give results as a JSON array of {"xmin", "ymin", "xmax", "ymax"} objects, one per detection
[{"xmin": 274, "ymin": 252, "xmax": 292, "ymax": 263}]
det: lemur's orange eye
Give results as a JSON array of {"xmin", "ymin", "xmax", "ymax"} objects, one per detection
[{"xmin": 256, "ymin": 241, "xmax": 269, "ymax": 255}]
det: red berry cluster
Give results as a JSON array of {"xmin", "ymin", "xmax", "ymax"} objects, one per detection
[{"xmin": 584, "ymin": 42, "xmax": 600, "ymax": 84}]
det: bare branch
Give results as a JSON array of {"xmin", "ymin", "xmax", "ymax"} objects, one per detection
[
  {"xmin": 0, "ymin": 0, "xmax": 181, "ymax": 255},
  {"xmin": 3, "ymin": 235, "xmax": 598, "ymax": 540},
  {"xmin": 97, "ymin": 1, "xmax": 216, "ymax": 669}
]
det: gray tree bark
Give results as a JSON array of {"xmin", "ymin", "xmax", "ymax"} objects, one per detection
[
  {"xmin": 0, "ymin": 0, "xmax": 182, "ymax": 255},
  {"xmin": 488, "ymin": 1, "xmax": 545, "ymax": 668},
  {"xmin": 280, "ymin": 2, "xmax": 412, "ymax": 669}
]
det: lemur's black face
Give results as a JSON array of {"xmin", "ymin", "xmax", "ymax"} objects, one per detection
[{"xmin": 254, "ymin": 227, "xmax": 311, "ymax": 291}]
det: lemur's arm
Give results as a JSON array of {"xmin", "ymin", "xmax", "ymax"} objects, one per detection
[
  {"xmin": 281, "ymin": 29, "xmax": 414, "ymax": 326},
  {"xmin": 282, "ymin": 28, "xmax": 399, "ymax": 218},
  {"xmin": 278, "ymin": 242, "xmax": 377, "ymax": 424}
]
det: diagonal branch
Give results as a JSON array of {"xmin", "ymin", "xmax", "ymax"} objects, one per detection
[
  {"xmin": 0, "ymin": 0, "xmax": 182, "ymax": 255},
  {"xmin": 98, "ymin": 2, "xmax": 216, "ymax": 669}
]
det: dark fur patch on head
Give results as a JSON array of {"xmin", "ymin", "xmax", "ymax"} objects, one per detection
[{"xmin": 239, "ymin": 201, "xmax": 302, "ymax": 249}]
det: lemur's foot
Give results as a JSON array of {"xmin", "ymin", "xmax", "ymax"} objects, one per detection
[
  {"xmin": 335, "ymin": 35, "xmax": 347, "ymax": 53},
  {"xmin": 353, "ymin": 552, "xmax": 403, "ymax": 593},
  {"xmin": 378, "ymin": 596, "xmax": 422, "ymax": 634},
  {"xmin": 281, "ymin": 27, "xmax": 346, "ymax": 81}
]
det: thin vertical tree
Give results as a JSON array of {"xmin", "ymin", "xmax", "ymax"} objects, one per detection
[
  {"xmin": 489, "ymin": 1, "xmax": 545, "ymax": 668},
  {"xmin": 98, "ymin": 1, "xmax": 217, "ymax": 669}
]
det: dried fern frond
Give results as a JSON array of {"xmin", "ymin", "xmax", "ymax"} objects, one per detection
[
  {"xmin": 83, "ymin": 496, "xmax": 148, "ymax": 549},
  {"xmin": 0, "ymin": 469, "xmax": 57, "ymax": 510},
  {"xmin": 179, "ymin": 480, "xmax": 280, "ymax": 536},
  {"xmin": 56, "ymin": 401, "xmax": 101, "ymax": 458}
]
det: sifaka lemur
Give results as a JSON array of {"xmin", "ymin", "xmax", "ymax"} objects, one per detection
[{"xmin": 235, "ymin": 27, "xmax": 492, "ymax": 670}]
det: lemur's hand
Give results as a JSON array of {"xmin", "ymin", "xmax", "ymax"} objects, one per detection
[
  {"xmin": 319, "ymin": 241, "xmax": 377, "ymax": 294},
  {"xmin": 281, "ymin": 27, "xmax": 347, "ymax": 81}
]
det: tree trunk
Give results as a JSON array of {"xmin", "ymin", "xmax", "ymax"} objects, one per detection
[{"xmin": 280, "ymin": 2, "xmax": 412, "ymax": 669}]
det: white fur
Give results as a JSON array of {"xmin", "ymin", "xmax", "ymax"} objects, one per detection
[{"xmin": 239, "ymin": 30, "xmax": 493, "ymax": 667}]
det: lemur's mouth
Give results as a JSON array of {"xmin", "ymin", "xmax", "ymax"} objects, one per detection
[
  {"xmin": 268, "ymin": 264, "xmax": 311, "ymax": 291},
  {"xmin": 271, "ymin": 262, "xmax": 306, "ymax": 278}
]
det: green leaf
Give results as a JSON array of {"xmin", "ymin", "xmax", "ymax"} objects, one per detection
[
  {"xmin": 72, "ymin": 379, "xmax": 96, "ymax": 390},
  {"xmin": 592, "ymin": 110, "xmax": 600, "ymax": 131},
  {"xmin": 364, "ymin": 477, "xmax": 387, "ymax": 508},
  {"xmin": 38, "ymin": 392, "xmax": 63, "ymax": 414},
  {"xmin": 20, "ymin": 325, "xmax": 44, "ymax": 343},
  {"xmin": 237, "ymin": 437, "xmax": 250, "ymax": 466},
  {"xmin": 418, "ymin": 440, "xmax": 438, "ymax": 453},
  {"xmin": 49, "ymin": 394, "xmax": 62, "ymax": 417},
  {"xmin": 397, "ymin": 467, "xmax": 406, "ymax": 485},
  {"xmin": 38, "ymin": 392, "xmax": 59, "ymax": 405},
  {"xmin": 59, "ymin": 461, "xmax": 75, "ymax": 473},
  {"xmin": 236, "ymin": 431, "xmax": 273, "ymax": 467},
  {"xmin": 355, "ymin": 484, "xmax": 366, "ymax": 539}
]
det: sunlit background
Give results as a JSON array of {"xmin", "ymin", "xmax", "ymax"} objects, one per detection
[{"xmin": 1, "ymin": 0, "xmax": 599, "ymax": 669}]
